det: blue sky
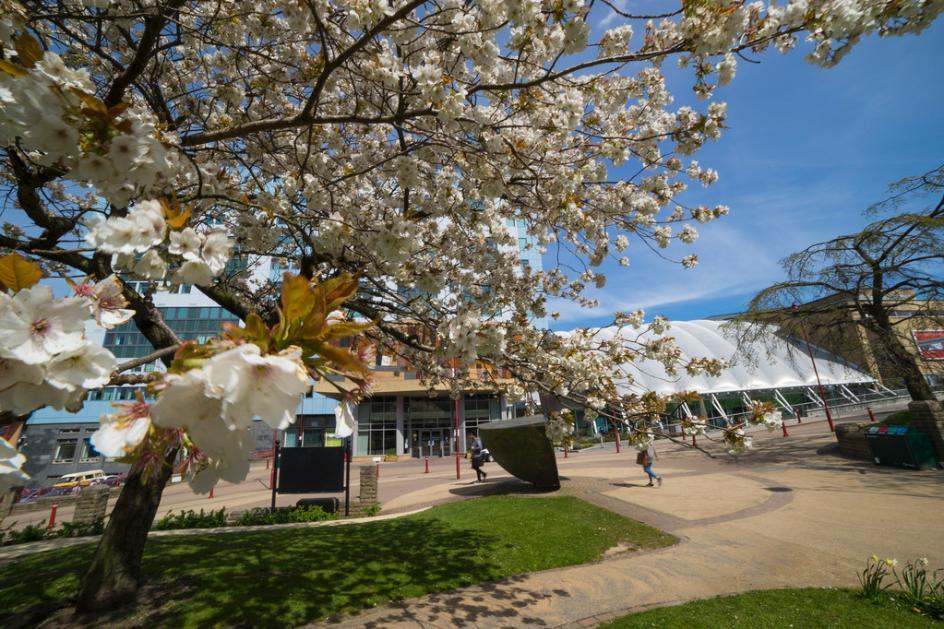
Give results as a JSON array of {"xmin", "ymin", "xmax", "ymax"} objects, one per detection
[{"xmin": 548, "ymin": 18, "xmax": 944, "ymax": 330}]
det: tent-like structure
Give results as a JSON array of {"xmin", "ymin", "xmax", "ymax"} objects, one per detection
[
  {"xmin": 580, "ymin": 320, "xmax": 888, "ymax": 422},
  {"xmin": 597, "ymin": 319, "xmax": 873, "ymax": 395}
]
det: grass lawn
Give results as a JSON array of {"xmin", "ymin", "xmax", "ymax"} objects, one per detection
[
  {"xmin": 0, "ymin": 495, "xmax": 673, "ymax": 627},
  {"xmin": 601, "ymin": 588, "xmax": 939, "ymax": 628}
]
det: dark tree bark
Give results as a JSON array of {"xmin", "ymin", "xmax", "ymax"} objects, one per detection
[
  {"xmin": 74, "ymin": 293, "xmax": 182, "ymax": 613},
  {"xmin": 74, "ymin": 448, "xmax": 176, "ymax": 613}
]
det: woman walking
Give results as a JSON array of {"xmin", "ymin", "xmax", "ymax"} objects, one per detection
[{"xmin": 638, "ymin": 443, "xmax": 662, "ymax": 487}]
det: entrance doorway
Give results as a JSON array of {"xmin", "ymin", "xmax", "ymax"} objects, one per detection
[{"xmin": 414, "ymin": 429, "xmax": 453, "ymax": 458}]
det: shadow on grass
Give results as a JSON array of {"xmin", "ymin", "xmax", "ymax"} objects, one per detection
[
  {"xmin": 448, "ymin": 477, "xmax": 559, "ymax": 499},
  {"xmin": 1, "ymin": 518, "xmax": 504, "ymax": 627}
]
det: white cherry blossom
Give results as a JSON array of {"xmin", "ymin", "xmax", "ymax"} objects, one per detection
[
  {"xmin": 204, "ymin": 344, "xmax": 310, "ymax": 430},
  {"xmin": 200, "ymin": 230, "xmax": 233, "ymax": 275},
  {"xmin": 133, "ymin": 249, "xmax": 168, "ymax": 280},
  {"xmin": 46, "ymin": 345, "xmax": 117, "ymax": 391},
  {"xmin": 82, "ymin": 275, "xmax": 135, "ymax": 329},
  {"xmin": 91, "ymin": 402, "xmax": 151, "ymax": 459},
  {"xmin": 168, "ymin": 228, "xmax": 204, "ymax": 261},
  {"xmin": 0, "ymin": 285, "xmax": 88, "ymax": 364},
  {"xmin": 0, "ymin": 437, "xmax": 28, "ymax": 493},
  {"xmin": 175, "ymin": 260, "xmax": 215, "ymax": 286}
]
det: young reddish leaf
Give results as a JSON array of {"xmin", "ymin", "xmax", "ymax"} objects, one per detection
[
  {"xmin": 0, "ymin": 59, "xmax": 28, "ymax": 78},
  {"xmin": 281, "ymin": 273, "xmax": 315, "ymax": 324},
  {"xmin": 14, "ymin": 33, "xmax": 42, "ymax": 69},
  {"xmin": 321, "ymin": 320, "xmax": 373, "ymax": 341},
  {"xmin": 321, "ymin": 274, "xmax": 359, "ymax": 312},
  {"xmin": 107, "ymin": 103, "xmax": 130, "ymax": 118},
  {"xmin": 0, "ymin": 253, "xmax": 44, "ymax": 293},
  {"xmin": 160, "ymin": 197, "xmax": 192, "ymax": 230},
  {"xmin": 313, "ymin": 342, "xmax": 371, "ymax": 378}
]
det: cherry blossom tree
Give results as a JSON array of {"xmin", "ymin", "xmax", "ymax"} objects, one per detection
[{"xmin": 1, "ymin": 0, "xmax": 941, "ymax": 613}]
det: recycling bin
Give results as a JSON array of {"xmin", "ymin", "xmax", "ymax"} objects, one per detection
[{"xmin": 865, "ymin": 425, "xmax": 937, "ymax": 470}]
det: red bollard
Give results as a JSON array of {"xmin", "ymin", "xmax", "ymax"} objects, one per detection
[
  {"xmin": 795, "ymin": 409, "xmax": 802, "ymax": 424},
  {"xmin": 48, "ymin": 502, "xmax": 58, "ymax": 529},
  {"xmin": 782, "ymin": 421, "xmax": 790, "ymax": 438},
  {"xmin": 209, "ymin": 487, "xmax": 215, "ymax": 499},
  {"xmin": 615, "ymin": 431, "xmax": 621, "ymax": 454},
  {"xmin": 564, "ymin": 443, "xmax": 568, "ymax": 459},
  {"xmin": 424, "ymin": 457, "xmax": 429, "ymax": 474},
  {"xmin": 691, "ymin": 433, "xmax": 696, "ymax": 447},
  {"xmin": 868, "ymin": 407, "xmax": 877, "ymax": 423}
]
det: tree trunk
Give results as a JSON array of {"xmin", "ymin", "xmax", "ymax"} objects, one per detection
[
  {"xmin": 74, "ymin": 448, "xmax": 176, "ymax": 613},
  {"xmin": 877, "ymin": 326, "xmax": 938, "ymax": 403}
]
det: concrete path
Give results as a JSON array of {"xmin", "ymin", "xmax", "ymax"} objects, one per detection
[{"xmin": 321, "ymin": 420, "xmax": 944, "ymax": 628}]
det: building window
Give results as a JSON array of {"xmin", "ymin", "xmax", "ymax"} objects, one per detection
[
  {"xmin": 54, "ymin": 439, "xmax": 78, "ymax": 464},
  {"xmin": 357, "ymin": 397, "xmax": 398, "ymax": 455},
  {"xmin": 80, "ymin": 438, "xmax": 101, "ymax": 462}
]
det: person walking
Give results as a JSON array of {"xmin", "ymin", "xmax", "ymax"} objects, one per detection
[
  {"xmin": 638, "ymin": 443, "xmax": 662, "ymax": 487},
  {"xmin": 469, "ymin": 432, "xmax": 487, "ymax": 482}
]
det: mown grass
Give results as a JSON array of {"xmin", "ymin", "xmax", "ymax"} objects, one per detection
[
  {"xmin": 0, "ymin": 495, "xmax": 673, "ymax": 627},
  {"xmin": 601, "ymin": 587, "xmax": 939, "ymax": 628}
]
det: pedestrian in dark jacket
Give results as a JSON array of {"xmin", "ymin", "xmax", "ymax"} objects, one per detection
[{"xmin": 469, "ymin": 432, "xmax": 487, "ymax": 482}]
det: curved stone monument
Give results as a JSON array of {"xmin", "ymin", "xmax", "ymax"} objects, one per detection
[{"xmin": 479, "ymin": 415, "xmax": 560, "ymax": 488}]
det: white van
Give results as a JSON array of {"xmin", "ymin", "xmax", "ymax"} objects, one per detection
[{"xmin": 53, "ymin": 470, "xmax": 107, "ymax": 487}]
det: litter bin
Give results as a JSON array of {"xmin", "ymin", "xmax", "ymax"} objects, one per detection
[{"xmin": 865, "ymin": 425, "xmax": 937, "ymax": 470}]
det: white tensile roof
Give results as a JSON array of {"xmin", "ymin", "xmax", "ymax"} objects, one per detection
[{"xmin": 589, "ymin": 319, "xmax": 874, "ymax": 396}]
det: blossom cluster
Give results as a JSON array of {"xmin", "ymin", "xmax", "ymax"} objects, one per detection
[
  {"xmin": 85, "ymin": 199, "xmax": 234, "ymax": 287},
  {"xmin": 0, "ymin": 45, "xmax": 173, "ymax": 207},
  {"xmin": 90, "ymin": 343, "xmax": 311, "ymax": 493},
  {"xmin": 0, "ymin": 272, "xmax": 138, "ymax": 490},
  {"xmin": 0, "ymin": 283, "xmax": 122, "ymax": 416}
]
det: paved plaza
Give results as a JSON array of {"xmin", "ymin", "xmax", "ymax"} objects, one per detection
[{"xmin": 324, "ymin": 413, "xmax": 943, "ymax": 627}]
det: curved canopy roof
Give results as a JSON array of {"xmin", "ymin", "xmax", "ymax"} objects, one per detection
[{"xmin": 589, "ymin": 319, "xmax": 874, "ymax": 396}]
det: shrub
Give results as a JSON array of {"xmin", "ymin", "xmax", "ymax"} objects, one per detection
[
  {"xmin": 152, "ymin": 508, "xmax": 228, "ymax": 531},
  {"xmin": 3, "ymin": 523, "xmax": 49, "ymax": 546},
  {"xmin": 236, "ymin": 505, "xmax": 334, "ymax": 526},
  {"xmin": 57, "ymin": 518, "xmax": 105, "ymax": 538},
  {"xmin": 363, "ymin": 504, "xmax": 382, "ymax": 517},
  {"xmin": 880, "ymin": 410, "xmax": 912, "ymax": 426}
]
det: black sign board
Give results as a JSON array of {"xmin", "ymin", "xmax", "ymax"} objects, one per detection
[{"xmin": 277, "ymin": 447, "xmax": 345, "ymax": 493}]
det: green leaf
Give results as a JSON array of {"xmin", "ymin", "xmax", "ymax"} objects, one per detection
[{"xmin": 0, "ymin": 253, "xmax": 43, "ymax": 293}]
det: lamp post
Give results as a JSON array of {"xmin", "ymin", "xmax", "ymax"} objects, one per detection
[
  {"xmin": 792, "ymin": 304, "xmax": 835, "ymax": 432},
  {"xmin": 451, "ymin": 359, "xmax": 461, "ymax": 481},
  {"xmin": 455, "ymin": 394, "xmax": 461, "ymax": 480}
]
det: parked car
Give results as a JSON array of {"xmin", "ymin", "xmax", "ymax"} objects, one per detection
[
  {"xmin": 53, "ymin": 470, "xmax": 107, "ymax": 488},
  {"xmin": 103, "ymin": 473, "xmax": 126, "ymax": 487}
]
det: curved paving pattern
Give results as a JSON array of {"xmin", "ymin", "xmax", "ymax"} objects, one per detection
[{"xmin": 322, "ymin": 423, "xmax": 943, "ymax": 628}]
